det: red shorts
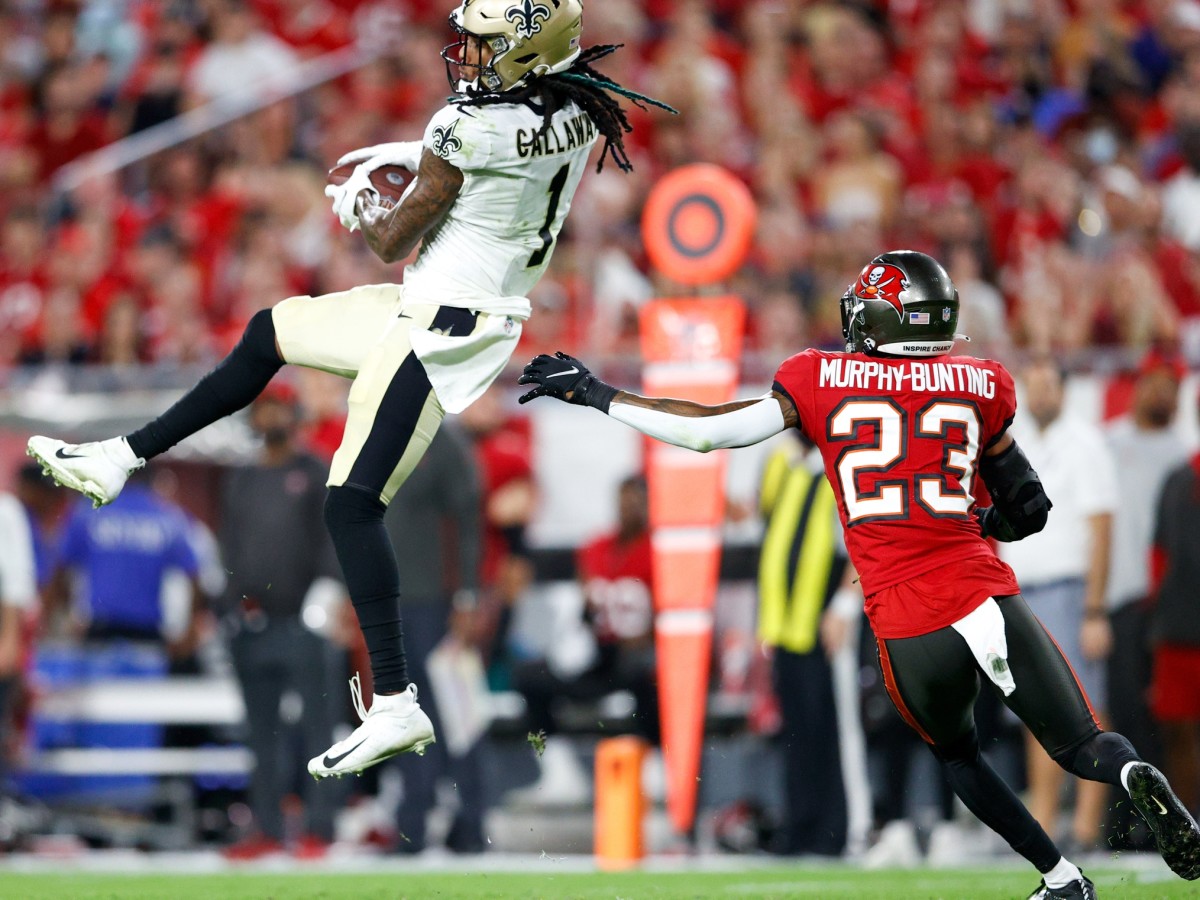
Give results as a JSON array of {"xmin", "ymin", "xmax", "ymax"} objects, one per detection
[
  {"xmin": 865, "ymin": 553, "xmax": 1021, "ymax": 639},
  {"xmin": 1151, "ymin": 644, "xmax": 1200, "ymax": 722}
]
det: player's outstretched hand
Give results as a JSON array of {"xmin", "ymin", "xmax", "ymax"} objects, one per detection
[
  {"xmin": 337, "ymin": 141, "xmax": 423, "ymax": 173},
  {"xmin": 519, "ymin": 352, "xmax": 620, "ymax": 411},
  {"xmin": 523, "ymin": 348, "xmax": 619, "ymax": 405},
  {"xmin": 518, "ymin": 351, "xmax": 595, "ymax": 405}
]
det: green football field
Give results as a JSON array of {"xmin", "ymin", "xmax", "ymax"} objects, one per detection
[{"xmin": 0, "ymin": 867, "xmax": 1191, "ymax": 900}]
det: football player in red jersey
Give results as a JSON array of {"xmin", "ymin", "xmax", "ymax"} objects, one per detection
[{"xmin": 518, "ymin": 250, "xmax": 1200, "ymax": 899}]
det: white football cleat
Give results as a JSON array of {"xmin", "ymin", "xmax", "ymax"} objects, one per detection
[
  {"xmin": 863, "ymin": 819, "xmax": 921, "ymax": 869},
  {"xmin": 308, "ymin": 676, "xmax": 435, "ymax": 780},
  {"xmin": 26, "ymin": 436, "xmax": 144, "ymax": 508}
]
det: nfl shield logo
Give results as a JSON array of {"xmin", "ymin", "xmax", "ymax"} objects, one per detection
[{"xmin": 942, "ymin": 307, "xmax": 952, "ymax": 322}]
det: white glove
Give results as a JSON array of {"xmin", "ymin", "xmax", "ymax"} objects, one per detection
[
  {"xmin": 336, "ymin": 141, "xmax": 423, "ymax": 173},
  {"xmin": 324, "ymin": 164, "xmax": 378, "ymax": 233}
]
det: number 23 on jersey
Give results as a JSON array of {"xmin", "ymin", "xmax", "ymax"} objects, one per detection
[{"xmin": 827, "ymin": 398, "xmax": 982, "ymax": 524}]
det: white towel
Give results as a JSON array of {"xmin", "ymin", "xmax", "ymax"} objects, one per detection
[
  {"xmin": 950, "ymin": 597, "xmax": 1016, "ymax": 696},
  {"xmin": 409, "ymin": 309, "xmax": 524, "ymax": 413},
  {"xmin": 425, "ymin": 638, "xmax": 492, "ymax": 757}
]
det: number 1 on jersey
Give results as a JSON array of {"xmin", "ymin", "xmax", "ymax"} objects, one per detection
[{"xmin": 526, "ymin": 164, "xmax": 570, "ymax": 269}]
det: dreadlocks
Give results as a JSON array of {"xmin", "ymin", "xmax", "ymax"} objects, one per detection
[{"xmin": 455, "ymin": 44, "xmax": 676, "ymax": 173}]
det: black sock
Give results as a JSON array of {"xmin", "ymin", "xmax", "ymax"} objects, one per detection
[
  {"xmin": 323, "ymin": 485, "xmax": 409, "ymax": 694},
  {"xmin": 1055, "ymin": 731, "xmax": 1140, "ymax": 786},
  {"xmin": 934, "ymin": 731, "xmax": 1062, "ymax": 873},
  {"xmin": 126, "ymin": 309, "xmax": 283, "ymax": 460}
]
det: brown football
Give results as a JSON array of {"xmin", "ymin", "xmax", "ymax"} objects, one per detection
[{"xmin": 327, "ymin": 163, "xmax": 415, "ymax": 208}]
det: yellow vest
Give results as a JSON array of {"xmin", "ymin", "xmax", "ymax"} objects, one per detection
[{"xmin": 757, "ymin": 444, "xmax": 842, "ymax": 654}]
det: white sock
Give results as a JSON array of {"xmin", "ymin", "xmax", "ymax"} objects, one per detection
[
  {"xmin": 106, "ymin": 436, "xmax": 143, "ymax": 468},
  {"xmin": 1043, "ymin": 856, "xmax": 1083, "ymax": 889},
  {"xmin": 1120, "ymin": 760, "xmax": 1139, "ymax": 794},
  {"xmin": 374, "ymin": 684, "xmax": 416, "ymax": 711}
]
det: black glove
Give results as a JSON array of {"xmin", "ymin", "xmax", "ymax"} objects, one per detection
[
  {"xmin": 517, "ymin": 351, "xmax": 618, "ymax": 411},
  {"xmin": 974, "ymin": 505, "xmax": 1020, "ymax": 543}
]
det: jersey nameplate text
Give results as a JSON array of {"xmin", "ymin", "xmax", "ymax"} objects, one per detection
[
  {"xmin": 516, "ymin": 112, "xmax": 596, "ymax": 158},
  {"xmin": 819, "ymin": 357, "xmax": 996, "ymax": 399}
]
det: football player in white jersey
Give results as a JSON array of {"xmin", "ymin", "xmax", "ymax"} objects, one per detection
[{"xmin": 27, "ymin": 0, "xmax": 673, "ymax": 780}]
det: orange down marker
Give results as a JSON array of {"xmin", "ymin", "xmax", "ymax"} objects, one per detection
[{"xmin": 639, "ymin": 290, "xmax": 748, "ymax": 839}]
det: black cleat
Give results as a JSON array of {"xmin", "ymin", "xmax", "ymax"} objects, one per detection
[
  {"xmin": 1026, "ymin": 874, "xmax": 1096, "ymax": 899},
  {"xmin": 1127, "ymin": 762, "xmax": 1200, "ymax": 880}
]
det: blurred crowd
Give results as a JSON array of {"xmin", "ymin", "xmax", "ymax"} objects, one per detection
[
  {"xmin": 0, "ymin": 0, "xmax": 1196, "ymax": 384},
  {"xmin": 1, "ymin": 0, "xmax": 1200, "ymax": 861}
]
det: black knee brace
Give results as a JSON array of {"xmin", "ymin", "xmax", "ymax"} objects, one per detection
[
  {"xmin": 323, "ymin": 482, "xmax": 386, "ymax": 530},
  {"xmin": 932, "ymin": 730, "xmax": 981, "ymax": 765},
  {"xmin": 1052, "ymin": 730, "xmax": 1139, "ymax": 785}
]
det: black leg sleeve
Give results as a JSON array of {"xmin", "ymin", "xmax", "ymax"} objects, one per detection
[
  {"xmin": 934, "ymin": 730, "xmax": 1062, "ymax": 873},
  {"xmin": 126, "ymin": 309, "xmax": 283, "ymax": 460},
  {"xmin": 323, "ymin": 485, "xmax": 409, "ymax": 694}
]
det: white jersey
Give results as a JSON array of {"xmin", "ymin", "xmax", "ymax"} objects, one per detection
[{"xmin": 402, "ymin": 97, "xmax": 599, "ymax": 316}]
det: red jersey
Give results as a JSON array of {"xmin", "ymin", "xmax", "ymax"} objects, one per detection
[
  {"xmin": 577, "ymin": 532, "xmax": 653, "ymax": 645},
  {"xmin": 773, "ymin": 349, "xmax": 1021, "ymax": 638}
]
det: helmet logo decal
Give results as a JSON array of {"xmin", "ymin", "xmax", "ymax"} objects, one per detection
[
  {"xmin": 942, "ymin": 307, "xmax": 952, "ymax": 322},
  {"xmin": 855, "ymin": 262, "xmax": 911, "ymax": 320},
  {"xmin": 505, "ymin": 0, "xmax": 552, "ymax": 39},
  {"xmin": 432, "ymin": 119, "xmax": 463, "ymax": 158}
]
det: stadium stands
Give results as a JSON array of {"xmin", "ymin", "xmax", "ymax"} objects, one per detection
[{"xmin": 1, "ymin": 0, "xmax": 1200, "ymax": 860}]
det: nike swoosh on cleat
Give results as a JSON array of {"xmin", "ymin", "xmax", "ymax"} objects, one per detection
[
  {"xmin": 547, "ymin": 367, "xmax": 579, "ymax": 378},
  {"xmin": 321, "ymin": 737, "xmax": 368, "ymax": 769},
  {"xmin": 54, "ymin": 448, "xmax": 86, "ymax": 460},
  {"xmin": 1154, "ymin": 797, "xmax": 1169, "ymax": 815}
]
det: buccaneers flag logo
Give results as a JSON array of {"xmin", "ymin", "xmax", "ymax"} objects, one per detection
[{"xmin": 854, "ymin": 263, "xmax": 911, "ymax": 319}]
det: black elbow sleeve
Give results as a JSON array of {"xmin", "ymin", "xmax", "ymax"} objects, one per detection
[{"xmin": 978, "ymin": 440, "xmax": 1052, "ymax": 542}]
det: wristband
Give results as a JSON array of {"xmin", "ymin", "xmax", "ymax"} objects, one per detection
[
  {"xmin": 574, "ymin": 375, "xmax": 619, "ymax": 413},
  {"xmin": 1084, "ymin": 608, "xmax": 1108, "ymax": 620}
]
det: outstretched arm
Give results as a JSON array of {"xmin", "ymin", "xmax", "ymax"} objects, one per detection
[
  {"xmin": 518, "ymin": 352, "xmax": 798, "ymax": 451},
  {"xmin": 356, "ymin": 149, "xmax": 463, "ymax": 263}
]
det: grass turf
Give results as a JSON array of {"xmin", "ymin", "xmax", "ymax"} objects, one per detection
[{"xmin": 0, "ymin": 867, "xmax": 1190, "ymax": 899}]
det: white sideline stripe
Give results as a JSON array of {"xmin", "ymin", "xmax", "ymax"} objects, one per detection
[
  {"xmin": 643, "ymin": 360, "xmax": 738, "ymax": 384},
  {"xmin": 35, "ymin": 677, "xmax": 246, "ymax": 724},
  {"xmin": 649, "ymin": 444, "xmax": 726, "ymax": 467},
  {"xmin": 655, "ymin": 609, "xmax": 712, "ymax": 635},
  {"xmin": 651, "ymin": 528, "xmax": 721, "ymax": 551},
  {"xmin": 29, "ymin": 747, "xmax": 252, "ymax": 776}
]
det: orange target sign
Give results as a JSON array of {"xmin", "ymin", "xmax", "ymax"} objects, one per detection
[{"xmin": 641, "ymin": 164, "xmax": 757, "ymax": 286}]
